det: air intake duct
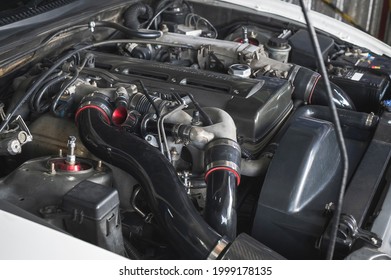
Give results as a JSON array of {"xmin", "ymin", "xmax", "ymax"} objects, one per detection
[{"xmin": 291, "ymin": 66, "xmax": 356, "ymax": 110}]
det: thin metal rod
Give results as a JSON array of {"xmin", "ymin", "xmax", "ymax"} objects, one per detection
[{"xmin": 299, "ymin": 0, "xmax": 350, "ymax": 260}]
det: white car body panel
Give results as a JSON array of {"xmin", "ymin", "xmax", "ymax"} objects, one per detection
[
  {"xmin": 0, "ymin": 209, "xmax": 124, "ymax": 260},
  {"xmin": 195, "ymin": 0, "xmax": 391, "ymax": 56}
]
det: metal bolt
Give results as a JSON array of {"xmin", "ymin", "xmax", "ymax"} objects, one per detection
[
  {"xmin": 96, "ymin": 160, "xmax": 103, "ymax": 171},
  {"xmin": 191, "ymin": 110, "xmax": 202, "ymax": 126},
  {"xmin": 371, "ymin": 237, "xmax": 378, "ymax": 245},
  {"xmin": 325, "ymin": 202, "xmax": 334, "ymax": 212},
  {"xmin": 17, "ymin": 131, "xmax": 28, "ymax": 144},
  {"xmin": 129, "ymin": 84, "xmax": 138, "ymax": 94},
  {"xmin": 50, "ymin": 162, "xmax": 56, "ymax": 174},
  {"xmin": 89, "ymin": 21, "xmax": 96, "ymax": 32},
  {"xmin": 7, "ymin": 139, "xmax": 21, "ymax": 155},
  {"xmin": 161, "ymin": 24, "xmax": 169, "ymax": 33},
  {"xmin": 242, "ymin": 26, "xmax": 249, "ymax": 44},
  {"xmin": 116, "ymin": 87, "xmax": 127, "ymax": 97},
  {"xmin": 170, "ymin": 148, "xmax": 178, "ymax": 156},
  {"xmin": 170, "ymin": 148, "xmax": 180, "ymax": 161},
  {"xmin": 233, "ymin": 89, "xmax": 240, "ymax": 95},
  {"xmin": 66, "ymin": 136, "xmax": 76, "ymax": 165}
]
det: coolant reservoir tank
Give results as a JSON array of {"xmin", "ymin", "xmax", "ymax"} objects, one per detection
[{"xmin": 265, "ymin": 37, "xmax": 291, "ymax": 63}]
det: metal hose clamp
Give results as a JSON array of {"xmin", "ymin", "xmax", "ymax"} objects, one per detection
[{"xmin": 207, "ymin": 236, "xmax": 230, "ymax": 260}]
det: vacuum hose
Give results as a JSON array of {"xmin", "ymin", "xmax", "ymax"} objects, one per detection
[{"xmin": 93, "ymin": 21, "xmax": 161, "ymax": 39}]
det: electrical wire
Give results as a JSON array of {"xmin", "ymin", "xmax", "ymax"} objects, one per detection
[
  {"xmin": 0, "ymin": 39, "xmax": 189, "ymax": 133},
  {"xmin": 146, "ymin": 4, "xmax": 173, "ymax": 30},
  {"xmin": 148, "ymin": 0, "xmax": 194, "ymax": 30},
  {"xmin": 51, "ymin": 53, "xmax": 95, "ymax": 116},
  {"xmin": 298, "ymin": 0, "xmax": 349, "ymax": 260},
  {"xmin": 185, "ymin": 13, "xmax": 218, "ymax": 38},
  {"xmin": 0, "ymin": 25, "xmax": 88, "ymax": 69},
  {"xmin": 32, "ymin": 73, "xmax": 68, "ymax": 113},
  {"xmin": 185, "ymin": 92, "xmax": 213, "ymax": 126}
]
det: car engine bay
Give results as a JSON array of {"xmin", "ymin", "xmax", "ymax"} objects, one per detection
[{"xmin": 0, "ymin": 0, "xmax": 391, "ymax": 260}]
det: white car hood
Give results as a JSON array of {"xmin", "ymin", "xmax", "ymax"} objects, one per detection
[{"xmin": 198, "ymin": 0, "xmax": 391, "ymax": 56}]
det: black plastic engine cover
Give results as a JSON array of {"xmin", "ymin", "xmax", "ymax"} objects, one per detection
[{"xmin": 251, "ymin": 115, "xmax": 342, "ymax": 259}]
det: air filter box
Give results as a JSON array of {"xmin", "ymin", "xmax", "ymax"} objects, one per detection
[
  {"xmin": 289, "ymin": 29, "xmax": 334, "ymax": 69},
  {"xmin": 252, "ymin": 114, "xmax": 342, "ymax": 259}
]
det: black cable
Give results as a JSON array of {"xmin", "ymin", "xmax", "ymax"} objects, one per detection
[
  {"xmin": 51, "ymin": 54, "xmax": 92, "ymax": 116},
  {"xmin": 0, "ymin": 39, "xmax": 168, "ymax": 132},
  {"xmin": 183, "ymin": 0, "xmax": 194, "ymax": 13},
  {"xmin": 155, "ymin": 0, "xmax": 173, "ymax": 12},
  {"xmin": 137, "ymin": 79, "xmax": 160, "ymax": 118},
  {"xmin": 186, "ymin": 92, "xmax": 213, "ymax": 126},
  {"xmin": 50, "ymin": 74, "xmax": 79, "ymax": 116},
  {"xmin": 147, "ymin": 3, "xmax": 174, "ymax": 30},
  {"xmin": 148, "ymin": 0, "xmax": 192, "ymax": 30},
  {"xmin": 171, "ymin": 91, "xmax": 183, "ymax": 104},
  {"xmin": 298, "ymin": 0, "xmax": 349, "ymax": 260},
  {"xmin": 33, "ymin": 74, "xmax": 68, "ymax": 113},
  {"xmin": 29, "ymin": 71, "xmax": 61, "ymax": 110},
  {"xmin": 93, "ymin": 21, "xmax": 161, "ymax": 39}
]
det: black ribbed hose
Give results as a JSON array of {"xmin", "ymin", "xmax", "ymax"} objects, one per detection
[
  {"xmin": 77, "ymin": 109, "xmax": 221, "ymax": 259},
  {"xmin": 123, "ymin": 2, "xmax": 153, "ymax": 29}
]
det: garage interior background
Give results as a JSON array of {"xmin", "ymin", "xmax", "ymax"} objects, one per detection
[{"xmin": 282, "ymin": 0, "xmax": 391, "ymax": 45}]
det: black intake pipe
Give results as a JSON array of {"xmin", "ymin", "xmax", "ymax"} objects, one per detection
[
  {"xmin": 291, "ymin": 67, "xmax": 356, "ymax": 110},
  {"xmin": 77, "ymin": 110, "xmax": 221, "ymax": 259},
  {"xmin": 204, "ymin": 139, "xmax": 241, "ymax": 240},
  {"xmin": 293, "ymin": 105, "xmax": 379, "ymax": 130}
]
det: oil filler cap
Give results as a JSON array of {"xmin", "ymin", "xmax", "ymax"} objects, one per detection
[{"xmin": 228, "ymin": 64, "xmax": 252, "ymax": 78}]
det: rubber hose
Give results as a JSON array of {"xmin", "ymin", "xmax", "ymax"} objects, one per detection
[
  {"xmin": 204, "ymin": 139, "xmax": 241, "ymax": 240},
  {"xmin": 124, "ymin": 3, "xmax": 153, "ymax": 29},
  {"xmin": 294, "ymin": 105, "xmax": 378, "ymax": 130},
  {"xmin": 311, "ymin": 78, "xmax": 356, "ymax": 110},
  {"xmin": 205, "ymin": 171, "xmax": 237, "ymax": 240},
  {"xmin": 291, "ymin": 66, "xmax": 356, "ymax": 110},
  {"xmin": 94, "ymin": 21, "xmax": 161, "ymax": 39}
]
